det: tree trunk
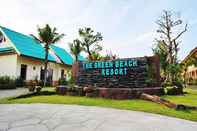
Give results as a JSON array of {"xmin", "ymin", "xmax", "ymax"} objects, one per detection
[
  {"xmin": 75, "ymin": 55, "xmax": 78, "ymax": 62},
  {"xmin": 44, "ymin": 45, "xmax": 49, "ymax": 87},
  {"xmin": 87, "ymin": 46, "xmax": 92, "ymax": 60},
  {"xmin": 140, "ymin": 93, "xmax": 177, "ymax": 109}
]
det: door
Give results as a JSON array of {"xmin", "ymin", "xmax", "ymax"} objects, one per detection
[{"xmin": 20, "ymin": 64, "xmax": 27, "ymax": 80}]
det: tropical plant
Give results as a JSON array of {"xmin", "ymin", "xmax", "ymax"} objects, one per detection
[
  {"xmin": 154, "ymin": 10, "xmax": 187, "ymax": 83},
  {"xmin": 78, "ymin": 27, "xmax": 103, "ymax": 60},
  {"xmin": 31, "ymin": 24, "xmax": 64, "ymax": 86},
  {"xmin": 91, "ymin": 51, "xmax": 103, "ymax": 61},
  {"xmin": 102, "ymin": 50, "xmax": 118, "ymax": 60},
  {"xmin": 0, "ymin": 76, "xmax": 16, "ymax": 89},
  {"xmin": 69, "ymin": 39, "xmax": 84, "ymax": 61}
]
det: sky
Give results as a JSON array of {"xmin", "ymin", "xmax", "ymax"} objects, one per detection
[{"xmin": 0, "ymin": 0, "xmax": 197, "ymax": 60}]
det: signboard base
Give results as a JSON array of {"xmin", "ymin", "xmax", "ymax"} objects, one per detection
[{"xmin": 96, "ymin": 87, "xmax": 164, "ymax": 99}]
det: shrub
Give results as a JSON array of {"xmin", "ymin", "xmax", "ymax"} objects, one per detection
[
  {"xmin": 161, "ymin": 81, "xmax": 173, "ymax": 88},
  {"xmin": 166, "ymin": 86, "xmax": 183, "ymax": 95},
  {"xmin": 58, "ymin": 78, "xmax": 67, "ymax": 85},
  {"xmin": 15, "ymin": 77, "xmax": 24, "ymax": 87},
  {"xmin": 0, "ymin": 76, "xmax": 16, "ymax": 89},
  {"xmin": 67, "ymin": 75, "xmax": 75, "ymax": 85}
]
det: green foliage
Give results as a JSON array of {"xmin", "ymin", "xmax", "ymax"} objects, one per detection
[
  {"xmin": 78, "ymin": 27, "xmax": 103, "ymax": 60},
  {"xmin": 145, "ymin": 64, "xmax": 157, "ymax": 86},
  {"xmin": 58, "ymin": 78, "xmax": 67, "ymax": 85},
  {"xmin": 0, "ymin": 76, "xmax": 16, "ymax": 89},
  {"xmin": 153, "ymin": 10, "xmax": 187, "ymax": 84},
  {"xmin": 32, "ymin": 24, "xmax": 65, "ymax": 45},
  {"xmin": 166, "ymin": 86, "xmax": 183, "ymax": 95},
  {"xmin": 69, "ymin": 39, "xmax": 84, "ymax": 61},
  {"xmin": 152, "ymin": 42, "xmax": 168, "ymax": 77},
  {"xmin": 32, "ymin": 24, "xmax": 64, "ymax": 86},
  {"xmin": 91, "ymin": 51, "xmax": 103, "ymax": 61},
  {"xmin": 67, "ymin": 75, "xmax": 75, "ymax": 85}
]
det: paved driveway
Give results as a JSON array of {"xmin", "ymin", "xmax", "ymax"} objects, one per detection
[
  {"xmin": 0, "ymin": 88, "xmax": 28, "ymax": 98},
  {"xmin": 0, "ymin": 104, "xmax": 196, "ymax": 131}
]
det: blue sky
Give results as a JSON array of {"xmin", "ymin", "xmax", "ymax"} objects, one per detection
[{"xmin": 0, "ymin": 0, "xmax": 196, "ymax": 60}]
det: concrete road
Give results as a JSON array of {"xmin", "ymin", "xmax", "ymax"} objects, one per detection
[
  {"xmin": 0, "ymin": 104, "xmax": 196, "ymax": 131},
  {"xmin": 0, "ymin": 88, "xmax": 28, "ymax": 98}
]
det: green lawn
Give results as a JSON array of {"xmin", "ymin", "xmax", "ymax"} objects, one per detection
[{"xmin": 0, "ymin": 87, "xmax": 197, "ymax": 122}]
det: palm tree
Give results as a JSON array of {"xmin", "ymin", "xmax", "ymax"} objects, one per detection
[
  {"xmin": 31, "ymin": 24, "xmax": 64, "ymax": 86},
  {"xmin": 78, "ymin": 27, "xmax": 102, "ymax": 60},
  {"xmin": 69, "ymin": 39, "xmax": 84, "ymax": 61}
]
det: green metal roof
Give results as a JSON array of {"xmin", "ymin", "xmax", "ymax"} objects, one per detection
[
  {"xmin": 0, "ymin": 26, "xmax": 86, "ymax": 65},
  {"xmin": 50, "ymin": 45, "xmax": 73, "ymax": 65},
  {"xmin": 0, "ymin": 26, "xmax": 56, "ymax": 62}
]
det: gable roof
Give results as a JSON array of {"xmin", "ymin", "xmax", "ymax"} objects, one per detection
[
  {"xmin": 0, "ymin": 26, "xmax": 56, "ymax": 62},
  {"xmin": 0, "ymin": 26, "xmax": 83, "ymax": 65},
  {"xmin": 50, "ymin": 45, "xmax": 73, "ymax": 65},
  {"xmin": 182, "ymin": 47, "xmax": 197, "ymax": 64}
]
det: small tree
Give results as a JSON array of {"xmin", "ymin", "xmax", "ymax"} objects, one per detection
[
  {"xmin": 154, "ymin": 10, "xmax": 187, "ymax": 83},
  {"xmin": 78, "ymin": 27, "xmax": 103, "ymax": 60},
  {"xmin": 69, "ymin": 39, "xmax": 84, "ymax": 61},
  {"xmin": 31, "ymin": 24, "xmax": 64, "ymax": 86}
]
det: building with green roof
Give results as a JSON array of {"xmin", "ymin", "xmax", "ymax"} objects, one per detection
[{"xmin": 0, "ymin": 26, "xmax": 84, "ymax": 85}]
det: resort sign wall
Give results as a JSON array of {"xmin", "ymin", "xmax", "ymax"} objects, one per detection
[{"xmin": 73, "ymin": 56, "xmax": 160, "ymax": 88}]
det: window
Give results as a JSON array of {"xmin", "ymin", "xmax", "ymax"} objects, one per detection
[{"xmin": 33, "ymin": 66, "xmax": 36, "ymax": 70}]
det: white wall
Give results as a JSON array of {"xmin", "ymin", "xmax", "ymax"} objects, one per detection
[
  {"xmin": 0, "ymin": 54, "xmax": 17, "ymax": 77},
  {"xmin": 16, "ymin": 56, "xmax": 70, "ymax": 81}
]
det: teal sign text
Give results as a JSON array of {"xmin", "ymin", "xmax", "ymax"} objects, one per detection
[{"xmin": 83, "ymin": 59, "xmax": 138, "ymax": 76}]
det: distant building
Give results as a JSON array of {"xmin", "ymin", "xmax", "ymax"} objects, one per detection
[
  {"xmin": 182, "ymin": 47, "xmax": 197, "ymax": 84},
  {"xmin": 0, "ymin": 26, "xmax": 84, "ymax": 85}
]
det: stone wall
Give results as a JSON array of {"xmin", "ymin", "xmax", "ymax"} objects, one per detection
[{"xmin": 73, "ymin": 55, "xmax": 160, "ymax": 88}]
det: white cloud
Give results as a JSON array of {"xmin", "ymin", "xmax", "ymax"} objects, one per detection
[{"xmin": 0, "ymin": 0, "xmax": 194, "ymax": 59}]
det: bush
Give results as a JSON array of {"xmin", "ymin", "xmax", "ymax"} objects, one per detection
[
  {"xmin": 161, "ymin": 81, "xmax": 173, "ymax": 88},
  {"xmin": 15, "ymin": 77, "xmax": 24, "ymax": 87},
  {"xmin": 0, "ymin": 76, "xmax": 16, "ymax": 89},
  {"xmin": 166, "ymin": 86, "xmax": 183, "ymax": 95},
  {"xmin": 67, "ymin": 75, "xmax": 75, "ymax": 85},
  {"xmin": 58, "ymin": 78, "xmax": 67, "ymax": 85}
]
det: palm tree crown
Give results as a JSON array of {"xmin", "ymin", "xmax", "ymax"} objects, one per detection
[
  {"xmin": 69, "ymin": 39, "xmax": 84, "ymax": 61},
  {"xmin": 32, "ymin": 24, "xmax": 64, "ymax": 86}
]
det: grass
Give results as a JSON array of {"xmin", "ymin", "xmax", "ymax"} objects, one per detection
[{"xmin": 0, "ymin": 87, "xmax": 197, "ymax": 122}]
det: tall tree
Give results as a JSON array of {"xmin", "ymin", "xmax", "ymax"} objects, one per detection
[
  {"xmin": 69, "ymin": 39, "xmax": 84, "ymax": 61},
  {"xmin": 154, "ymin": 10, "xmax": 187, "ymax": 83},
  {"xmin": 31, "ymin": 24, "xmax": 64, "ymax": 86},
  {"xmin": 78, "ymin": 27, "xmax": 103, "ymax": 60}
]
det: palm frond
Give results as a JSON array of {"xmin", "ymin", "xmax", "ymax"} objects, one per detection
[{"xmin": 30, "ymin": 34, "xmax": 42, "ymax": 43}]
